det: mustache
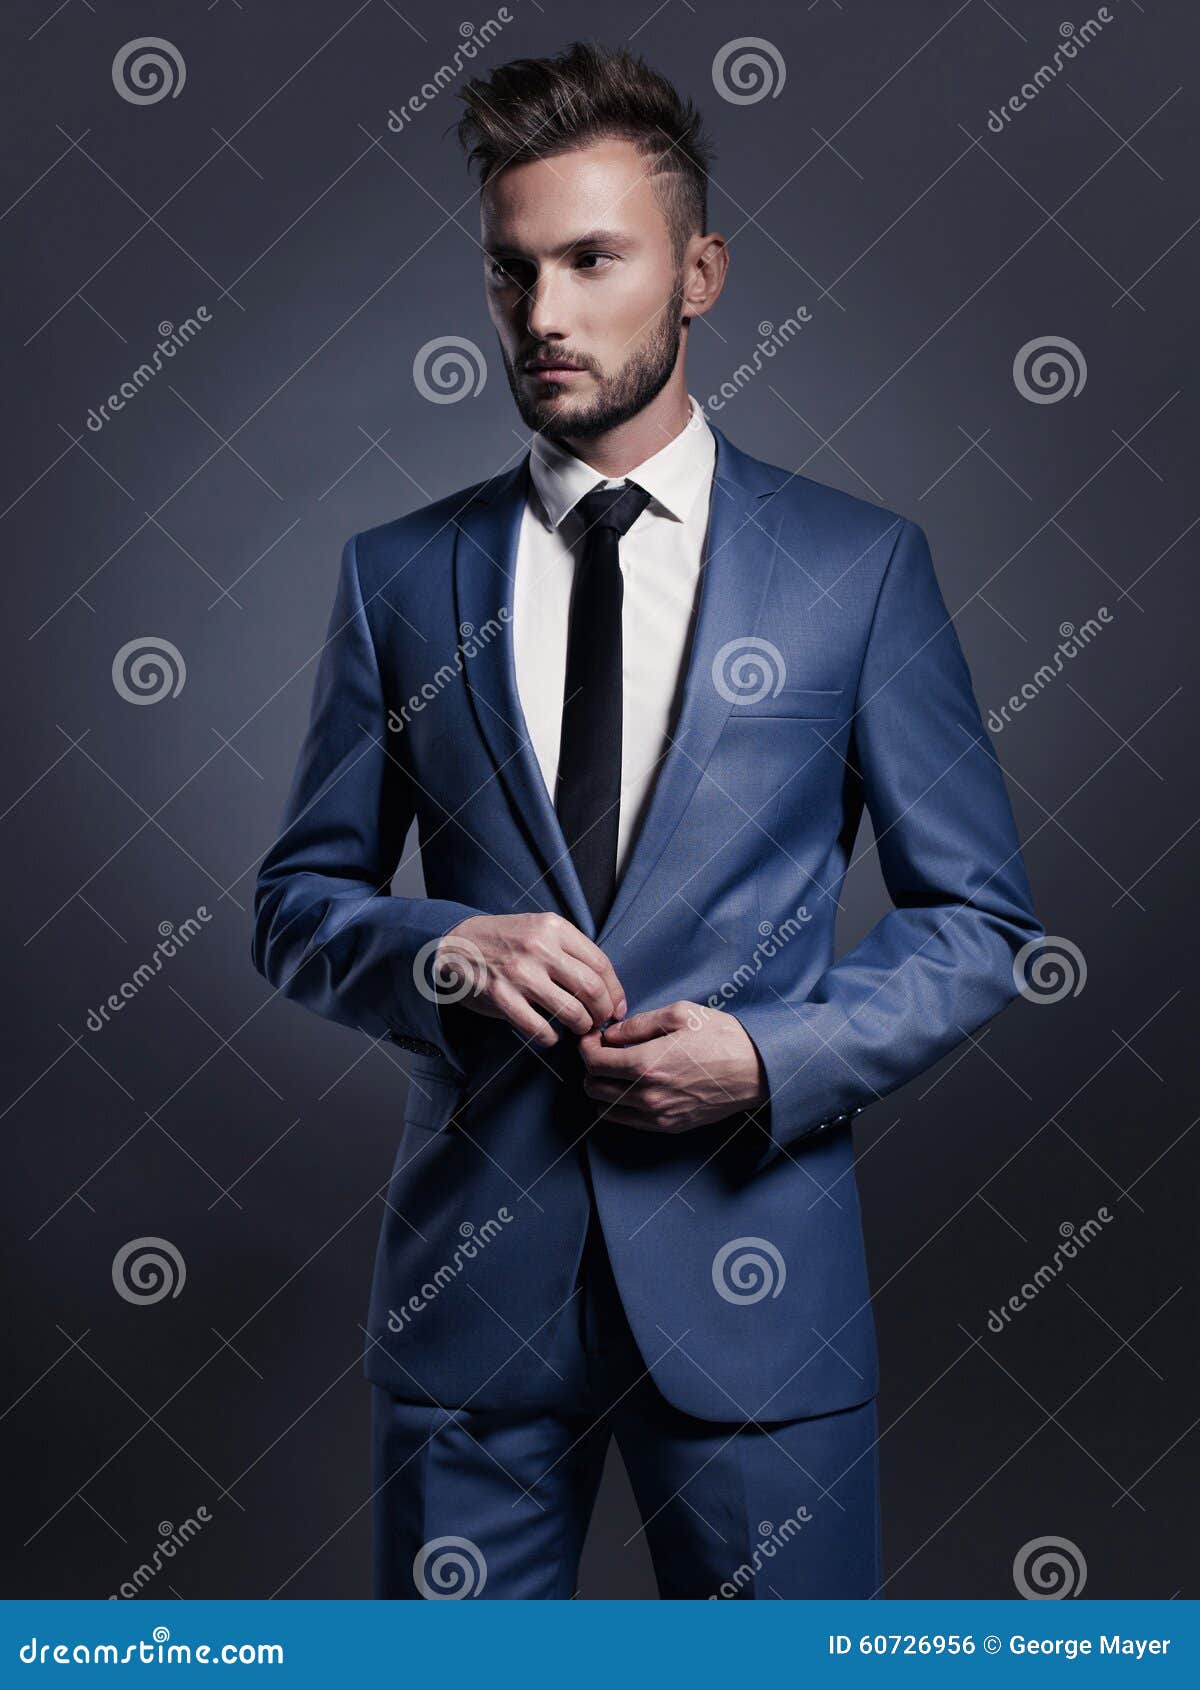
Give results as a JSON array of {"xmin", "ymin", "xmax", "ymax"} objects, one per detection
[{"xmin": 521, "ymin": 352, "xmax": 592, "ymax": 372}]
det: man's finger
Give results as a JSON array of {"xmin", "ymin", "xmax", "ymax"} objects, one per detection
[
  {"xmin": 528, "ymin": 974, "xmax": 594, "ymax": 1036},
  {"xmin": 583, "ymin": 1075, "xmax": 650, "ymax": 1104},
  {"xmin": 600, "ymin": 1005, "xmax": 681, "ymax": 1045},
  {"xmin": 546, "ymin": 953, "xmax": 615, "ymax": 1029},
  {"xmin": 594, "ymin": 1103, "xmax": 673, "ymax": 1132},
  {"xmin": 560, "ymin": 927, "xmax": 626, "ymax": 1019},
  {"xmin": 494, "ymin": 983, "xmax": 558, "ymax": 1049},
  {"xmin": 579, "ymin": 1036, "xmax": 654, "ymax": 1080}
]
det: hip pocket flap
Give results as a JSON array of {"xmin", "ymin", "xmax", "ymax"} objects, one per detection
[{"xmin": 403, "ymin": 1068, "xmax": 466, "ymax": 1133}]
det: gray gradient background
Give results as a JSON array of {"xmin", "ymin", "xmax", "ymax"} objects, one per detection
[{"xmin": 1, "ymin": 0, "xmax": 1196, "ymax": 1600}]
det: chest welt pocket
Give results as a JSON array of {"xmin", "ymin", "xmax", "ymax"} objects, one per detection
[
  {"xmin": 403, "ymin": 1063, "xmax": 467, "ymax": 1134},
  {"xmin": 726, "ymin": 685, "xmax": 844, "ymax": 721}
]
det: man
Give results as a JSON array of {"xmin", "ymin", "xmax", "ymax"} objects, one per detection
[{"xmin": 251, "ymin": 41, "xmax": 1041, "ymax": 1599}]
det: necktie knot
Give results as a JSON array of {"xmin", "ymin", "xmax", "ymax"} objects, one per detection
[{"xmin": 574, "ymin": 481, "xmax": 652, "ymax": 540}]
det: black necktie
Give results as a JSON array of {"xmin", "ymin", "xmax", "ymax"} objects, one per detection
[{"xmin": 554, "ymin": 480, "xmax": 653, "ymax": 928}]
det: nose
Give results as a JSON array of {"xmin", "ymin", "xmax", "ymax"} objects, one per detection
[{"xmin": 525, "ymin": 268, "xmax": 568, "ymax": 343}]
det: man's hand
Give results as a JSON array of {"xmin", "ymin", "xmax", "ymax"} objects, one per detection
[
  {"xmin": 434, "ymin": 914, "xmax": 626, "ymax": 1049},
  {"xmin": 578, "ymin": 1001, "xmax": 767, "ymax": 1133}
]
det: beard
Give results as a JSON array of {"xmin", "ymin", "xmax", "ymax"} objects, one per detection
[{"xmin": 502, "ymin": 279, "xmax": 685, "ymax": 444}]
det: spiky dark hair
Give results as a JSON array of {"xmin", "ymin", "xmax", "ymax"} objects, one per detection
[{"xmin": 454, "ymin": 40, "xmax": 713, "ymax": 264}]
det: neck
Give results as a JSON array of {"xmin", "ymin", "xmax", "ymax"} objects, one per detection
[{"xmin": 556, "ymin": 380, "xmax": 692, "ymax": 479}]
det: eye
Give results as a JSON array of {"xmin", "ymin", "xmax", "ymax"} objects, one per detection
[
  {"xmin": 488, "ymin": 256, "xmax": 537, "ymax": 287},
  {"xmin": 576, "ymin": 252, "xmax": 615, "ymax": 272}
]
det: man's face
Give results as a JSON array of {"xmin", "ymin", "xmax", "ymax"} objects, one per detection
[{"xmin": 481, "ymin": 137, "xmax": 686, "ymax": 442}]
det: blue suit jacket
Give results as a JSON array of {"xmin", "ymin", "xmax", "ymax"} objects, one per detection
[{"xmin": 251, "ymin": 422, "xmax": 1042, "ymax": 1422}]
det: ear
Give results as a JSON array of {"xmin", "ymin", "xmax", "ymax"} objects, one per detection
[{"xmin": 682, "ymin": 231, "xmax": 729, "ymax": 321}]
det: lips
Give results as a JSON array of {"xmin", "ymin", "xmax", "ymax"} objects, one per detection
[{"xmin": 526, "ymin": 361, "xmax": 586, "ymax": 374}]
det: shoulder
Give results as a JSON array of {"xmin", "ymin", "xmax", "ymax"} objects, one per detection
[
  {"xmin": 347, "ymin": 468, "xmax": 510, "ymax": 590},
  {"xmin": 765, "ymin": 460, "xmax": 909, "ymax": 550},
  {"xmin": 718, "ymin": 428, "xmax": 911, "ymax": 555},
  {"xmin": 721, "ymin": 433, "xmax": 917, "ymax": 608}
]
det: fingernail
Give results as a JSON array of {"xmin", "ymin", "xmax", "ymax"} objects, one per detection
[{"xmin": 616, "ymin": 998, "xmax": 627, "ymax": 1018}]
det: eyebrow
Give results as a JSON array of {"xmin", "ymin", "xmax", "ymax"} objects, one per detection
[{"xmin": 483, "ymin": 228, "xmax": 635, "ymax": 259}]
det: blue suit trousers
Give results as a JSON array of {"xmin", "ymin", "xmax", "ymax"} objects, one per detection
[{"xmin": 371, "ymin": 1190, "xmax": 882, "ymax": 1600}]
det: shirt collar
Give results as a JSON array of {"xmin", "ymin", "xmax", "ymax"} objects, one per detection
[{"xmin": 528, "ymin": 393, "xmax": 714, "ymax": 531}]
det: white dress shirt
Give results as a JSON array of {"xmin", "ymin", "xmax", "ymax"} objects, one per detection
[{"xmin": 513, "ymin": 393, "xmax": 717, "ymax": 885}]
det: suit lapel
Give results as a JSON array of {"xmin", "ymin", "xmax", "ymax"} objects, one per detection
[
  {"xmin": 452, "ymin": 458, "xmax": 595, "ymax": 934},
  {"xmin": 450, "ymin": 423, "xmax": 787, "ymax": 947}
]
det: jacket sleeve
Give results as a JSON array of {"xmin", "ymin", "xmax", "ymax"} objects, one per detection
[
  {"xmin": 250, "ymin": 533, "xmax": 485, "ymax": 1069},
  {"xmin": 733, "ymin": 518, "xmax": 1043, "ymax": 1153}
]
